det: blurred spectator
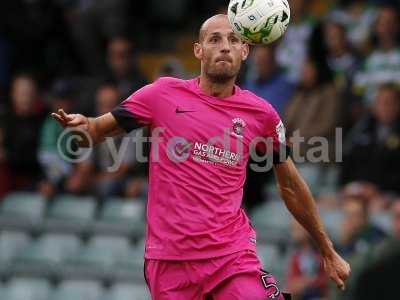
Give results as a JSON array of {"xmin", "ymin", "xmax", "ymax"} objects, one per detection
[
  {"xmin": 341, "ymin": 84, "xmax": 400, "ymax": 193},
  {"xmin": 354, "ymin": 6, "xmax": 400, "ymax": 103},
  {"xmin": 105, "ymin": 37, "xmax": 148, "ymax": 99},
  {"xmin": 0, "ymin": 74, "xmax": 46, "ymax": 192},
  {"xmin": 65, "ymin": 83, "xmax": 135, "ymax": 198},
  {"xmin": 77, "ymin": 37, "xmax": 147, "ymax": 115},
  {"xmin": 339, "ymin": 195, "xmax": 386, "ymax": 257},
  {"xmin": 329, "ymin": 0, "xmax": 377, "ymax": 51},
  {"xmin": 286, "ymin": 221, "xmax": 327, "ymax": 300},
  {"xmin": 285, "ymin": 57, "xmax": 341, "ymax": 161},
  {"xmin": 322, "ymin": 19, "xmax": 365, "ymax": 132},
  {"xmin": 323, "ymin": 20, "xmax": 360, "ymax": 91},
  {"xmin": 276, "ymin": 0, "xmax": 316, "ymax": 83},
  {"xmin": 349, "ymin": 199, "xmax": 400, "ymax": 300},
  {"xmin": 37, "ymin": 80, "xmax": 77, "ymax": 197},
  {"xmin": 354, "ymin": 244, "xmax": 400, "ymax": 300},
  {"xmin": 244, "ymin": 46, "xmax": 295, "ymax": 115}
]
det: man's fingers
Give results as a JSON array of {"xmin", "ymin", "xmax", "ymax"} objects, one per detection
[
  {"xmin": 332, "ymin": 273, "xmax": 345, "ymax": 290},
  {"xmin": 58, "ymin": 109, "xmax": 73, "ymax": 121},
  {"xmin": 335, "ymin": 277, "xmax": 345, "ymax": 290},
  {"xmin": 51, "ymin": 113, "xmax": 67, "ymax": 126}
]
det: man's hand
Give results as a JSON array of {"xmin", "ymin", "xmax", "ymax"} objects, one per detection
[
  {"xmin": 322, "ymin": 251, "xmax": 351, "ymax": 290},
  {"xmin": 52, "ymin": 110, "xmax": 124, "ymax": 146},
  {"xmin": 51, "ymin": 109, "xmax": 89, "ymax": 130}
]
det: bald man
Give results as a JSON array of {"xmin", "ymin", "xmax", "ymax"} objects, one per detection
[{"xmin": 52, "ymin": 15, "xmax": 350, "ymax": 300}]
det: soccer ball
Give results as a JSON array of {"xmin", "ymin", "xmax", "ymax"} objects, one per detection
[{"xmin": 228, "ymin": 0, "xmax": 290, "ymax": 45}]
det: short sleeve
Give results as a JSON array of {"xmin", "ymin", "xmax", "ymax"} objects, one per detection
[
  {"xmin": 111, "ymin": 81, "xmax": 159, "ymax": 132},
  {"xmin": 258, "ymin": 103, "xmax": 291, "ymax": 164}
]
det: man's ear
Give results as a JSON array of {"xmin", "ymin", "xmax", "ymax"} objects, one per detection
[
  {"xmin": 241, "ymin": 43, "xmax": 250, "ymax": 61},
  {"xmin": 194, "ymin": 42, "xmax": 203, "ymax": 60}
]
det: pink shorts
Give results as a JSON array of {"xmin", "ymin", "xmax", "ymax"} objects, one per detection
[{"xmin": 144, "ymin": 249, "xmax": 290, "ymax": 300}]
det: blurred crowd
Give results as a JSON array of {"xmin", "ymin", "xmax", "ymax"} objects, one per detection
[{"xmin": 0, "ymin": 0, "xmax": 400, "ymax": 299}]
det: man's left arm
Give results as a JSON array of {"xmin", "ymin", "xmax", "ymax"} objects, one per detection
[{"xmin": 273, "ymin": 157, "xmax": 351, "ymax": 290}]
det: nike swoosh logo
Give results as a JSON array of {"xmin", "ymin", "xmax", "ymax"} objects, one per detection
[{"xmin": 176, "ymin": 108, "xmax": 196, "ymax": 114}]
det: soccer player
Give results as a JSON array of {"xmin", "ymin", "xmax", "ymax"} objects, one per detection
[{"xmin": 52, "ymin": 14, "xmax": 350, "ymax": 300}]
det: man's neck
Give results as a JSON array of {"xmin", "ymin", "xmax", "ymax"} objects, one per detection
[{"xmin": 199, "ymin": 75, "xmax": 236, "ymax": 98}]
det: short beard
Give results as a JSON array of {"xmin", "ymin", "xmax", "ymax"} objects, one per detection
[{"xmin": 205, "ymin": 70, "xmax": 237, "ymax": 84}]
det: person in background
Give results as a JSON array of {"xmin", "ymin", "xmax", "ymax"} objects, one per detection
[
  {"xmin": 323, "ymin": 20, "xmax": 359, "ymax": 92},
  {"xmin": 286, "ymin": 221, "xmax": 327, "ymax": 300},
  {"xmin": 65, "ymin": 83, "xmax": 135, "ymax": 199},
  {"xmin": 105, "ymin": 37, "xmax": 148, "ymax": 99},
  {"xmin": 354, "ymin": 6, "xmax": 400, "ymax": 104},
  {"xmin": 339, "ymin": 195, "xmax": 385, "ymax": 257},
  {"xmin": 276, "ymin": 0, "xmax": 316, "ymax": 84},
  {"xmin": 350, "ymin": 200, "xmax": 400, "ymax": 300},
  {"xmin": 1, "ymin": 74, "xmax": 46, "ymax": 191},
  {"xmin": 323, "ymin": 20, "xmax": 363, "ymax": 132},
  {"xmin": 37, "ymin": 80, "xmax": 76, "ymax": 197},
  {"xmin": 244, "ymin": 45, "xmax": 295, "ymax": 116},
  {"xmin": 341, "ymin": 84, "xmax": 400, "ymax": 193},
  {"xmin": 285, "ymin": 57, "xmax": 341, "ymax": 162},
  {"xmin": 329, "ymin": 0, "xmax": 377, "ymax": 52},
  {"xmin": 77, "ymin": 36, "xmax": 148, "ymax": 115}
]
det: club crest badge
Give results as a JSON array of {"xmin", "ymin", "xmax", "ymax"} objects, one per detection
[{"xmin": 232, "ymin": 118, "xmax": 247, "ymax": 137}]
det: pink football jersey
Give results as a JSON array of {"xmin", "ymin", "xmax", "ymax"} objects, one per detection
[{"xmin": 112, "ymin": 77, "xmax": 287, "ymax": 260}]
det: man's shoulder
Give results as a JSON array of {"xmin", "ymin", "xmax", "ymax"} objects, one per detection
[
  {"xmin": 153, "ymin": 76, "xmax": 190, "ymax": 88},
  {"xmin": 239, "ymin": 88, "xmax": 275, "ymax": 114}
]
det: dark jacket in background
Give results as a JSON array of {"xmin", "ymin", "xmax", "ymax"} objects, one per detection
[{"xmin": 341, "ymin": 115, "xmax": 400, "ymax": 193}]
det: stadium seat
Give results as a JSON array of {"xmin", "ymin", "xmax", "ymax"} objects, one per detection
[
  {"xmin": 62, "ymin": 236, "xmax": 131, "ymax": 280},
  {"xmin": 0, "ymin": 231, "xmax": 31, "ymax": 276},
  {"xmin": 0, "ymin": 193, "xmax": 46, "ymax": 231},
  {"xmin": 257, "ymin": 243, "xmax": 279, "ymax": 269},
  {"xmin": 102, "ymin": 283, "xmax": 150, "ymax": 300},
  {"xmin": 48, "ymin": 280, "xmax": 103, "ymax": 300},
  {"xmin": 251, "ymin": 201, "xmax": 292, "ymax": 244},
  {"xmin": 112, "ymin": 244, "xmax": 145, "ymax": 282},
  {"xmin": 43, "ymin": 195, "xmax": 96, "ymax": 234},
  {"xmin": 1, "ymin": 277, "xmax": 52, "ymax": 300},
  {"xmin": 257, "ymin": 243, "xmax": 289, "ymax": 287},
  {"xmin": 11, "ymin": 233, "xmax": 81, "ymax": 277},
  {"xmin": 94, "ymin": 198, "xmax": 146, "ymax": 238}
]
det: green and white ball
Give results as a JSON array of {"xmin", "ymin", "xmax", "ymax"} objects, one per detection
[{"xmin": 228, "ymin": 0, "xmax": 290, "ymax": 45}]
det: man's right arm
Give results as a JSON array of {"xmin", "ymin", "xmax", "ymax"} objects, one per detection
[{"xmin": 51, "ymin": 109, "xmax": 125, "ymax": 147}]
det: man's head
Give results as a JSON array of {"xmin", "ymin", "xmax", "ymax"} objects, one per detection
[
  {"xmin": 96, "ymin": 84, "xmax": 120, "ymax": 115},
  {"xmin": 373, "ymin": 84, "xmax": 400, "ymax": 126},
  {"xmin": 375, "ymin": 6, "xmax": 399, "ymax": 47},
  {"xmin": 11, "ymin": 74, "xmax": 38, "ymax": 116},
  {"xmin": 107, "ymin": 37, "xmax": 134, "ymax": 78},
  {"xmin": 324, "ymin": 21, "xmax": 348, "ymax": 55},
  {"xmin": 341, "ymin": 196, "xmax": 369, "ymax": 243},
  {"xmin": 194, "ymin": 14, "xmax": 249, "ymax": 84}
]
